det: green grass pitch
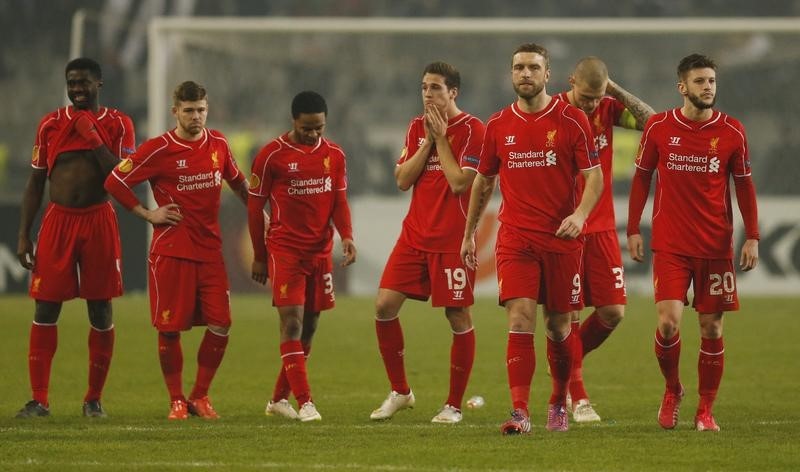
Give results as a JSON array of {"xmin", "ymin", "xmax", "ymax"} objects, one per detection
[{"xmin": 1, "ymin": 294, "xmax": 798, "ymax": 471}]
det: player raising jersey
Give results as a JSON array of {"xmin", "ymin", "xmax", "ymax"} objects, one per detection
[
  {"xmin": 16, "ymin": 58, "xmax": 135, "ymax": 419},
  {"xmin": 627, "ymin": 54, "xmax": 759, "ymax": 432},
  {"xmin": 106, "ymin": 81, "xmax": 248, "ymax": 420},
  {"xmin": 248, "ymin": 91, "xmax": 356, "ymax": 423},
  {"xmin": 371, "ymin": 62, "xmax": 485, "ymax": 424}
]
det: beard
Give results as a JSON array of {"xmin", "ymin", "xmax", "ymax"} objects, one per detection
[
  {"xmin": 513, "ymin": 81, "xmax": 544, "ymax": 100},
  {"xmin": 688, "ymin": 92, "xmax": 715, "ymax": 110}
]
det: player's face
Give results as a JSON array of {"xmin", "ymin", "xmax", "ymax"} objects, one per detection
[
  {"xmin": 292, "ymin": 112, "xmax": 326, "ymax": 146},
  {"xmin": 512, "ymin": 52, "xmax": 550, "ymax": 100},
  {"xmin": 421, "ymin": 73, "xmax": 455, "ymax": 113},
  {"xmin": 173, "ymin": 99, "xmax": 208, "ymax": 137},
  {"xmin": 679, "ymin": 68, "xmax": 716, "ymax": 110},
  {"xmin": 570, "ymin": 77, "xmax": 606, "ymax": 115},
  {"xmin": 66, "ymin": 69, "xmax": 101, "ymax": 110}
]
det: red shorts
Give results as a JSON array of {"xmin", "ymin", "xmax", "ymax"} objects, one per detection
[
  {"xmin": 30, "ymin": 202, "xmax": 122, "ymax": 302},
  {"xmin": 379, "ymin": 239, "xmax": 474, "ymax": 307},
  {"xmin": 495, "ymin": 226, "xmax": 584, "ymax": 313},
  {"xmin": 148, "ymin": 255, "xmax": 231, "ymax": 332},
  {"xmin": 652, "ymin": 251, "xmax": 739, "ymax": 313},
  {"xmin": 269, "ymin": 252, "xmax": 335, "ymax": 312},
  {"xmin": 583, "ymin": 230, "xmax": 627, "ymax": 307}
]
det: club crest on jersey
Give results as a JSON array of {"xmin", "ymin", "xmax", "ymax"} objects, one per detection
[
  {"xmin": 323, "ymin": 156, "xmax": 331, "ymax": 174},
  {"xmin": 176, "ymin": 159, "xmax": 188, "ymax": 169},
  {"xmin": 709, "ymin": 137, "xmax": 719, "ymax": 155},
  {"xmin": 280, "ymin": 284, "xmax": 289, "ymax": 298},
  {"xmin": 504, "ymin": 135, "xmax": 516, "ymax": 146},
  {"xmin": 117, "ymin": 158, "xmax": 133, "ymax": 173},
  {"xmin": 288, "ymin": 162, "xmax": 299, "ymax": 172},
  {"xmin": 31, "ymin": 145, "xmax": 39, "ymax": 163},
  {"xmin": 211, "ymin": 151, "xmax": 219, "ymax": 169},
  {"xmin": 400, "ymin": 147, "xmax": 408, "ymax": 159},
  {"xmin": 249, "ymin": 173, "xmax": 261, "ymax": 188},
  {"xmin": 31, "ymin": 276, "xmax": 41, "ymax": 293},
  {"xmin": 546, "ymin": 130, "xmax": 557, "ymax": 147},
  {"xmin": 161, "ymin": 309, "xmax": 171, "ymax": 323}
]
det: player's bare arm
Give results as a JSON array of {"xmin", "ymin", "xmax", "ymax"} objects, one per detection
[
  {"xmin": 131, "ymin": 203, "xmax": 183, "ymax": 226},
  {"xmin": 557, "ymin": 166, "xmax": 603, "ymax": 239},
  {"xmin": 16, "ymin": 168, "xmax": 47, "ymax": 269},
  {"xmin": 461, "ymin": 173, "xmax": 496, "ymax": 269},
  {"xmin": 394, "ymin": 130, "xmax": 433, "ymax": 191},
  {"xmin": 427, "ymin": 104, "xmax": 476, "ymax": 194},
  {"xmin": 627, "ymin": 234, "xmax": 645, "ymax": 263},
  {"xmin": 340, "ymin": 238, "xmax": 357, "ymax": 267},
  {"xmin": 606, "ymin": 78, "xmax": 656, "ymax": 130}
]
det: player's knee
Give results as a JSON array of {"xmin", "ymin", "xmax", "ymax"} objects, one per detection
[
  {"xmin": 207, "ymin": 324, "xmax": 229, "ymax": 336},
  {"xmin": 375, "ymin": 299, "xmax": 399, "ymax": 320},
  {"xmin": 33, "ymin": 300, "xmax": 62, "ymax": 324},
  {"xmin": 698, "ymin": 313, "xmax": 723, "ymax": 338},
  {"xmin": 598, "ymin": 305, "xmax": 624, "ymax": 327},
  {"xmin": 87, "ymin": 300, "xmax": 113, "ymax": 330},
  {"xmin": 445, "ymin": 307, "xmax": 472, "ymax": 332}
]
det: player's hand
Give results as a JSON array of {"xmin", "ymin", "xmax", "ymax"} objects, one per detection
[
  {"xmin": 17, "ymin": 236, "xmax": 34, "ymax": 270},
  {"xmin": 556, "ymin": 212, "xmax": 586, "ymax": 239},
  {"xmin": 251, "ymin": 260, "xmax": 269, "ymax": 285},
  {"xmin": 147, "ymin": 203, "xmax": 183, "ymax": 226},
  {"xmin": 73, "ymin": 112, "xmax": 103, "ymax": 148},
  {"xmin": 424, "ymin": 104, "xmax": 447, "ymax": 140},
  {"xmin": 461, "ymin": 237, "xmax": 477, "ymax": 270},
  {"xmin": 627, "ymin": 234, "xmax": 645, "ymax": 262},
  {"xmin": 340, "ymin": 238, "xmax": 357, "ymax": 267},
  {"xmin": 739, "ymin": 239, "xmax": 759, "ymax": 271}
]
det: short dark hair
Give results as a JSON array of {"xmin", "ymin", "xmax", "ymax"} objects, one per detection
[
  {"xmin": 423, "ymin": 61, "xmax": 461, "ymax": 90},
  {"xmin": 677, "ymin": 54, "xmax": 717, "ymax": 80},
  {"xmin": 291, "ymin": 91, "xmax": 327, "ymax": 118},
  {"xmin": 512, "ymin": 43, "xmax": 550, "ymax": 68},
  {"xmin": 173, "ymin": 81, "xmax": 207, "ymax": 105},
  {"xmin": 65, "ymin": 57, "xmax": 102, "ymax": 80}
]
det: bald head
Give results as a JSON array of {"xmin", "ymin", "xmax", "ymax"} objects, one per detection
[
  {"xmin": 568, "ymin": 56, "xmax": 609, "ymax": 115},
  {"xmin": 573, "ymin": 57, "xmax": 608, "ymax": 90}
]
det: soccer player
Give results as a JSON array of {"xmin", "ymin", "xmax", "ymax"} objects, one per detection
[
  {"xmin": 461, "ymin": 43, "xmax": 603, "ymax": 434},
  {"xmin": 627, "ymin": 53, "xmax": 759, "ymax": 432},
  {"xmin": 248, "ymin": 91, "xmax": 356, "ymax": 423},
  {"xmin": 554, "ymin": 56, "xmax": 655, "ymax": 422},
  {"xmin": 370, "ymin": 62, "xmax": 485, "ymax": 424},
  {"xmin": 105, "ymin": 81, "xmax": 248, "ymax": 420},
  {"xmin": 16, "ymin": 58, "xmax": 135, "ymax": 418}
]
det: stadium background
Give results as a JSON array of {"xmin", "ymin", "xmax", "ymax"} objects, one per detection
[{"xmin": 1, "ymin": 0, "xmax": 799, "ymax": 298}]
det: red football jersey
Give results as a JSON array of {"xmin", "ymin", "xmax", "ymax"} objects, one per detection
[
  {"xmin": 555, "ymin": 93, "xmax": 626, "ymax": 233},
  {"xmin": 635, "ymin": 108, "xmax": 751, "ymax": 259},
  {"xmin": 397, "ymin": 112, "xmax": 485, "ymax": 253},
  {"xmin": 32, "ymin": 106, "xmax": 135, "ymax": 173},
  {"xmin": 478, "ymin": 99, "xmax": 599, "ymax": 252},
  {"xmin": 249, "ymin": 134, "xmax": 348, "ymax": 255},
  {"xmin": 107, "ymin": 128, "xmax": 244, "ymax": 262}
]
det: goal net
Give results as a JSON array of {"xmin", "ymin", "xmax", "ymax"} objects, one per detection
[{"xmin": 147, "ymin": 17, "xmax": 800, "ymax": 295}]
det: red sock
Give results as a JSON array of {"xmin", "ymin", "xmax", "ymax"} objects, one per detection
[
  {"xmin": 655, "ymin": 329, "xmax": 682, "ymax": 393},
  {"xmin": 446, "ymin": 328, "xmax": 475, "ymax": 409},
  {"xmin": 29, "ymin": 323, "xmax": 58, "ymax": 406},
  {"xmin": 190, "ymin": 329, "xmax": 229, "ymax": 400},
  {"xmin": 281, "ymin": 340, "xmax": 311, "ymax": 406},
  {"xmin": 698, "ymin": 337, "xmax": 724, "ymax": 412},
  {"xmin": 158, "ymin": 333, "xmax": 184, "ymax": 401},
  {"xmin": 568, "ymin": 320, "xmax": 589, "ymax": 401},
  {"xmin": 376, "ymin": 318, "xmax": 409, "ymax": 394},
  {"xmin": 580, "ymin": 310, "xmax": 615, "ymax": 356},
  {"xmin": 272, "ymin": 343, "xmax": 311, "ymax": 402},
  {"xmin": 507, "ymin": 332, "xmax": 535, "ymax": 413},
  {"xmin": 85, "ymin": 326, "xmax": 115, "ymax": 402},
  {"xmin": 547, "ymin": 330, "xmax": 574, "ymax": 405}
]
